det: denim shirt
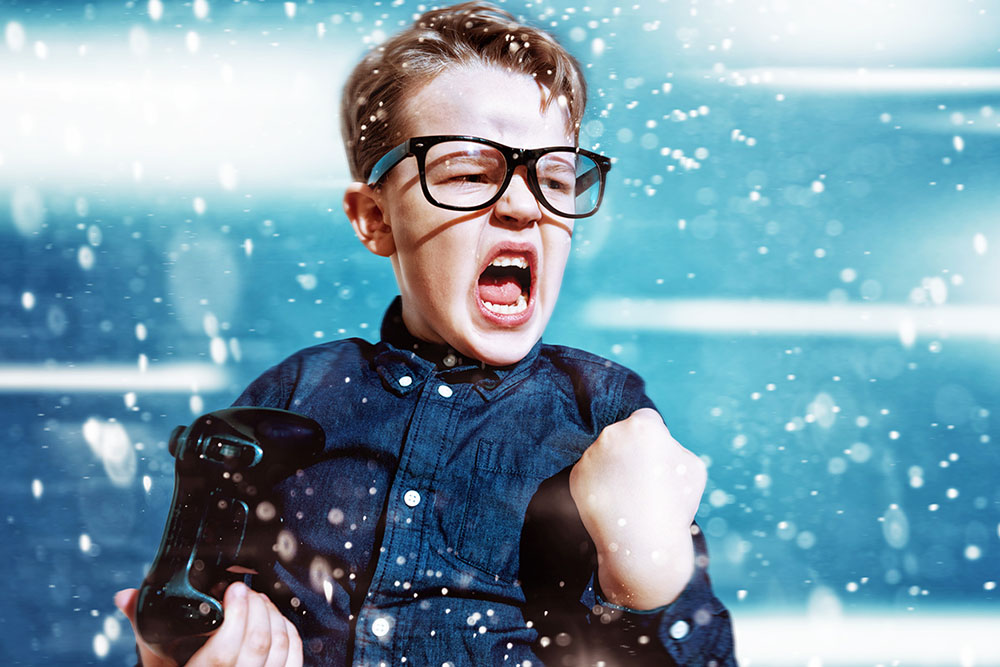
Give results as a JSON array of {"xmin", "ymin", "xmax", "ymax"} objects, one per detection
[{"xmin": 232, "ymin": 297, "xmax": 735, "ymax": 666}]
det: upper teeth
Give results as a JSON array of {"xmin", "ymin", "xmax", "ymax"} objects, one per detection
[{"xmin": 490, "ymin": 256, "xmax": 529, "ymax": 269}]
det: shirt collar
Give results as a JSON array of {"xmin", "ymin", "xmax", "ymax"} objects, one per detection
[{"xmin": 374, "ymin": 296, "xmax": 541, "ymax": 399}]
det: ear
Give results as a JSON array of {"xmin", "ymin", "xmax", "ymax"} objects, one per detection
[{"xmin": 344, "ymin": 182, "xmax": 396, "ymax": 257}]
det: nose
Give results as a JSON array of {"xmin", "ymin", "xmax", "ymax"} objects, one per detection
[{"xmin": 492, "ymin": 166, "xmax": 541, "ymax": 229}]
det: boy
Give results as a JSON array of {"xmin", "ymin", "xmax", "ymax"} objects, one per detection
[{"xmin": 117, "ymin": 3, "xmax": 734, "ymax": 665}]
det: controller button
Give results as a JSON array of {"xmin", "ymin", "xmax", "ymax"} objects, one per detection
[
  {"xmin": 371, "ymin": 617, "xmax": 391, "ymax": 638},
  {"xmin": 255, "ymin": 501, "xmax": 277, "ymax": 521},
  {"xmin": 205, "ymin": 437, "xmax": 263, "ymax": 466},
  {"xmin": 403, "ymin": 490, "xmax": 421, "ymax": 508}
]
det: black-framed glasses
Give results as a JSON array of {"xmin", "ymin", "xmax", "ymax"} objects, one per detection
[{"xmin": 366, "ymin": 135, "xmax": 612, "ymax": 219}]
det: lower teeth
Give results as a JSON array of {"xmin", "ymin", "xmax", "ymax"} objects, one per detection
[{"xmin": 483, "ymin": 293, "xmax": 528, "ymax": 315}]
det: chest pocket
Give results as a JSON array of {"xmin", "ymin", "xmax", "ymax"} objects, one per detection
[{"xmin": 455, "ymin": 438, "xmax": 578, "ymax": 583}]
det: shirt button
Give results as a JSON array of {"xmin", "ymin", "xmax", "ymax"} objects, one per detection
[
  {"xmin": 403, "ymin": 490, "xmax": 421, "ymax": 507},
  {"xmin": 398, "ymin": 375, "xmax": 413, "ymax": 387},
  {"xmin": 437, "ymin": 384, "xmax": 453, "ymax": 398},
  {"xmin": 669, "ymin": 619, "xmax": 690, "ymax": 640},
  {"xmin": 442, "ymin": 353, "xmax": 458, "ymax": 367},
  {"xmin": 371, "ymin": 617, "xmax": 390, "ymax": 638}
]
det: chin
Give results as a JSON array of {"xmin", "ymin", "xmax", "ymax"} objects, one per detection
[{"xmin": 469, "ymin": 331, "xmax": 539, "ymax": 367}]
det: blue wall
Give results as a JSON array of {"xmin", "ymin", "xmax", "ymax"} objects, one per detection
[{"xmin": 1, "ymin": 0, "xmax": 998, "ymax": 664}]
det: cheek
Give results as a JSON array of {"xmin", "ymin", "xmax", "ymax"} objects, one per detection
[
  {"xmin": 409, "ymin": 235, "xmax": 477, "ymax": 301},
  {"xmin": 544, "ymin": 236, "xmax": 573, "ymax": 288}
]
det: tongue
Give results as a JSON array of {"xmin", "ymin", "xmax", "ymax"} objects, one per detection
[{"xmin": 478, "ymin": 274, "xmax": 522, "ymax": 305}]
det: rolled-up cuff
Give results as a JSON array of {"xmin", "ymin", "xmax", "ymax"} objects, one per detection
[{"xmin": 578, "ymin": 525, "xmax": 736, "ymax": 665}]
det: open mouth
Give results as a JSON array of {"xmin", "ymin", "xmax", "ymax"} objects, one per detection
[{"xmin": 476, "ymin": 246, "xmax": 535, "ymax": 322}]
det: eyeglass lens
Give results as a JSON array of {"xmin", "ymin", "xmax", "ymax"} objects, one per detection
[{"xmin": 423, "ymin": 140, "xmax": 602, "ymax": 216}]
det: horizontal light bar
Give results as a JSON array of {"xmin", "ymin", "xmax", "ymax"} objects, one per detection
[
  {"xmin": 582, "ymin": 298, "xmax": 1000, "ymax": 339},
  {"xmin": 720, "ymin": 67, "xmax": 1000, "ymax": 93},
  {"xmin": 0, "ymin": 363, "xmax": 229, "ymax": 393},
  {"xmin": 0, "ymin": 44, "xmax": 351, "ymax": 189},
  {"xmin": 735, "ymin": 611, "xmax": 1000, "ymax": 665}
]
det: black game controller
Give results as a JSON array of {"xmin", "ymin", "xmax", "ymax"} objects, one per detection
[{"xmin": 136, "ymin": 407, "xmax": 324, "ymax": 663}]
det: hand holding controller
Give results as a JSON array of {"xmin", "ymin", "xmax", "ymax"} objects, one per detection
[
  {"xmin": 132, "ymin": 407, "xmax": 324, "ymax": 663},
  {"xmin": 117, "ymin": 581, "xmax": 303, "ymax": 667}
]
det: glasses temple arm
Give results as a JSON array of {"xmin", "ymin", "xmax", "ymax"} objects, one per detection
[
  {"xmin": 367, "ymin": 141, "xmax": 411, "ymax": 186},
  {"xmin": 574, "ymin": 166, "xmax": 601, "ymax": 195}
]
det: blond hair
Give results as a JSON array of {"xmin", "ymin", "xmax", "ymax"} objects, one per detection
[{"xmin": 340, "ymin": 1, "xmax": 588, "ymax": 182}]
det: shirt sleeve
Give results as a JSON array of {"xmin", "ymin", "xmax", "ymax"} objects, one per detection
[
  {"xmin": 578, "ymin": 525, "xmax": 735, "ymax": 665},
  {"xmin": 230, "ymin": 358, "xmax": 291, "ymax": 408},
  {"xmin": 576, "ymin": 365, "xmax": 736, "ymax": 665}
]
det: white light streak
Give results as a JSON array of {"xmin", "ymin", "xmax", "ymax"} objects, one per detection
[
  {"xmin": 92, "ymin": 633, "xmax": 109, "ymax": 658},
  {"xmin": 185, "ymin": 30, "xmax": 200, "ymax": 54},
  {"xmin": 210, "ymin": 337, "xmax": 228, "ymax": 364},
  {"xmin": 148, "ymin": 0, "xmax": 164, "ymax": 22},
  {"xmin": 0, "ymin": 363, "xmax": 229, "ymax": 393},
  {"xmin": 0, "ymin": 45, "xmax": 351, "ymax": 190},
  {"xmin": 974, "ymin": 233, "xmax": 988, "ymax": 255},
  {"xmin": 735, "ymin": 610, "xmax": 1000, "ymax": 665},
  {"xmin": 193, "ymin": 0, "xmax": 210, "ymax": 20},
  {"xmin": 82, "ymin": 417, "xmax": 137, "ymax": 486},
  {"xmin": 103, "ymin": 616, "xmax": 121, "ymax": 642},
  {"xmin": 720, "ymin": 67, "xmax": 1000, "ymax": 93},
  {"xmin": 5, "ymin": 21, "xmax": 26, "ymax": 52},
  {"xmin": 583, "ymin": 299, "xmax": 1000, "ymax": 339}
]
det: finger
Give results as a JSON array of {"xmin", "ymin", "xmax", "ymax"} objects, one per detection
[
  {"xmin": 114, "ymin": 588, "xmax": 138, "ymax": 624},
  {"xmin": 190, "ymin": 581, "xmax": 250, "ymax": 667},
  {"xmin": 114, "ymin": 588, "xmax": 178, "ymax": 667},
  {"xmin": 284, "ymin": 618, "xmax": 303, "ymax": 667},
  {"xmin": 260, "ymin": 599, "xmax": 290, "ymax": 667},
  {"xmin": 236, "ymin": 591, "xmax": 273, "ymax": 667}
]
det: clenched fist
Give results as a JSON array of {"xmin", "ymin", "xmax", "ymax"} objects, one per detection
[{"xmin": 569, "ymin": 408, "xmax": 707, "ymax": 610}]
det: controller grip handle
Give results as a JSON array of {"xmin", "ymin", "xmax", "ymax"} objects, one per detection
[
  {"xmin": 135, "ymin": 407, "xmax": 325, "ymax": 663},
  {"xmin": 136, "ymin": 576, "xmax": 223, "ymax": 662}
]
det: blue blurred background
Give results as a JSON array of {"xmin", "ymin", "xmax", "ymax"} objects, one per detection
[{"xmin": 2, "ymin": 0, "xmax": 998, "ymax": 664}]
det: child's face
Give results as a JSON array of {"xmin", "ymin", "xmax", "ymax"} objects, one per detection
[{"xmin": 375, "ymin": 65, "xmax": 576, "ymax": 366}]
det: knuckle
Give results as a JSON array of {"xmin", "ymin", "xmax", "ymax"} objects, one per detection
[
  {"xmin": 271, "ymin": 625, "xmax": 290, "ymax": 651},
  {"xmin": 632, "ymin": 406, "xmax": 658, "ymax": 420},
  {"xmin": 245, "ymin": 627, "xmax": 272, "ymax": 655},
  {"xmin": 204, "ymin": 653, "xmax": 234, "ymax": 667},
  {"xmin": 689, "ymin": 457, "xmax": 708, "ymax": 488},
  {"xmin": 631, "ymin": 407, "xmax": 663, "ymax": 428},
  {"xmin": 597, "ymin": 420, "xmax": 623, "ymax": 442},
  {"xmin": 692, "ymin": 475, "xmax": 707, "ymax": 499}
]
